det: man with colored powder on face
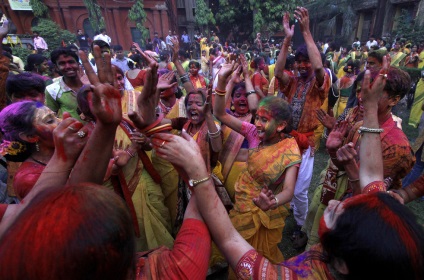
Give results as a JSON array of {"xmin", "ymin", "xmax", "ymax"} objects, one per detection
[
  {"xmin": 274, "ymin": 7, "xmax": 331, "ymax": 249},
  {"xmin": 45, "ymin": 48, "xmax": 84, "ymax": 122}
]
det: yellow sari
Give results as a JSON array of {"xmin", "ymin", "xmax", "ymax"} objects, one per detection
[
  {"xmin": 103, "ymin": 122, "xmax": 174, "ymax": 252},
  {"xmin": 408, "ymin": 79, "xmax": 424, "ymax": 128},
  {"xmin": 230, "ymin": 138, "xmax": 301, "ymax": 264},
  {"xmin": 151, "ymin": 97, "xmax": 186, "ymax": 227}
]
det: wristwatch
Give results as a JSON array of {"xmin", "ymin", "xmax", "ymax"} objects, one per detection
[{"xmin": 188, "ymin": 175, "xmax": 211, "ymax": 187}]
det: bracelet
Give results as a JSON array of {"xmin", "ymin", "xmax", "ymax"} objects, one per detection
[
  {"xmin": 358, "ymin": 126, "xmax": 384, "ymax": 134},
  {"xmin": 348, "ymin": 178, "xmax": 359, "ymax": 183},
  {"xmin": 180, "ymin": 73, "xmax": 189, "ymax": 84},
  {"xmin": 215, "ymin": 91, "xmax": 226, "ymax": 96},
  {"xmin": 272, "ymin": 196, "xmax": 279, "ymax": 209},
  {"xmin": 208, "ymin": 129, "xmax": 221, "ymax": 136},
  {"xmin": 208, "ymin": 130, "xmax": 221, "ymax": 138},
  {"xmin": 215, "ymin": 88, "xmax": 226, "ymax": 95},
  {"xmin": 126, "ymin": 149, "xmax": 136, "ymax": 158},
  {"xmin": 145, "ymin": 123, "xmax": 173, "ymax": 137},
  {"xmin": 246, "ymin": 90, "xmax": 256, "ymax": 96}
]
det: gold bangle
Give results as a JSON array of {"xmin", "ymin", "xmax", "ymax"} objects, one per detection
[
  {"xmin": 215, "ymin": 91, "xmax": 226, "ymax": 96},
  {"xmin": 215, "ymin": 88, "xmax": 226, "ymax": 94}
]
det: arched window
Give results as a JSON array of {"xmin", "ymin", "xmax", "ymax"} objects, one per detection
[
  {"xmin": 83, "ymin": 18, "xmax": 95, "ymax": 38},
  {"xmin": 31, "ymin": 17, "xmax": 39, "ymax": 27}
]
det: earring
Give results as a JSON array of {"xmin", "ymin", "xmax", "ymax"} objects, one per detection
[
  {"xmin": 35, "ymin": 141, "xmax": 40, "ymax": 152},
  {"xmin": 230, "ymin": 105, "xmax": 235, "ymax": 111}
]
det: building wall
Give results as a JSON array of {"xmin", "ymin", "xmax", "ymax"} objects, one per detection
[{"xmin": 1, "ymin": 0, "xmax": 175, "ymax": 48}]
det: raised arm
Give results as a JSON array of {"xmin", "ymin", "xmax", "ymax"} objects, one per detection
[
  {"xmin": 68, "ymin": 45, "xmax": 122, "ymax": 185},
  {"xmin": 294, "ymin": 7, "xmax": 325, "ymax": 85},
  {"xmin": 169, "ymin": 37, "xmax": 195, "ymax": 93},
  {"xmin": 213, "ymin": 62, "xmax": 245, "ymax": 133},
  {"xmin": 358, "ymin": 57, "xmax": 389, "ymax": 188},
  {"xmin": 274, "ymin": 12, "xmax": 294, "ymax": 86},
  {"xmin": 128, "ymin": 44, "xmax": 160, "ymax": 130},
  {"xmin": 203, "ymin": 86, "xmax": 222, "ymax": 153}
]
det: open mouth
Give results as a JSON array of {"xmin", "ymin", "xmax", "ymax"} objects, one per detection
[
  {"xmin": 256, "ymin": 129, "xmax": 265, "ymax": 138},
  {"xmin": 190, "ymin": 111, "xmax": 199, "ymax": 121}
]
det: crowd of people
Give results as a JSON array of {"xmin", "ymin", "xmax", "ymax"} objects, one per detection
[{"xmin": 0, "ymin": 6, "xmax": 424, "ymax": 280}]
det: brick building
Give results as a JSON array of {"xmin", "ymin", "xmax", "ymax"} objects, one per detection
[{"xmin": 0, "ymin": 0, "xmax": 177, "ymax": 48}]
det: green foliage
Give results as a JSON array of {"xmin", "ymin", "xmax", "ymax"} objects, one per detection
[
  {"xmin": 32, "ymin": 18, "xmax": 76, "ymax": 55},
  {"xmin": 83, "ymin": 0, "xmax": 105, "ymax": 31},
  {"xmin": 29, "ymin": 0, "xmax": 49, "ymax": 18},
  {"xmin": 213, "ymin": 0, "xmax": 301, "ymax": 39},
  {"xmin": 195, "ymin": 0, "xmax": 215, "ymax": 31},
  {"xmin": 392, "ymin": 9, "xmax": 424, "ymax": 44},
  {"xmin": 128, "ymin": 0, "xmax": 149, "ymax": 40}
]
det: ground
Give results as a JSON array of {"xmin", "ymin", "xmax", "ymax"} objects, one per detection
[{"xmin": 207, "ymin": 100, "xmax": 424, "ymax": 279}]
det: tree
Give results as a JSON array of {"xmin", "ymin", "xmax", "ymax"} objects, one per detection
[
  {"xmin": 28, "ymin": 0, "xmax": 76, "ymax": 56},
  {"xmin": 29, "ymin": 0, "xmax": 49, "ymax": 18},
  {"xmin": 32, "ymin": 18, "xmax": 76, "ymax": 55},
  {"xmin": 392, "ymin": 9, "xmax": 424, "ymax": 44},
  {"xmin": 195, "ymin": 0, "xmax": 215, "ymax": 33},
  {"xmin": 83, "ymin": 0, "xmax": 105, "ymax": 31},
  {"xmin": 128, "ymin": 0, "xmax": 149, "ymax": 42},
  {"xmin": 212, "ymin": 0, "xmax": 300, "ymax": 40},
  {"xmin": 306, "ymin": 0, "xmax": 356, "ymax": 45}
]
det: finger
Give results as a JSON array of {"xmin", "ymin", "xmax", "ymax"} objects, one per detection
[
  {"xmin": 63, "ymin": 112, "xmax": 72, "ymax": 120},
  {"xmin": 363, "ymin": 70, "xmax": 371, "ymax": 90},
  {"xmin": 128, "ymin": 112, "xmax": 145, "ymax": 130},
  {"xmin": 79, "ymin": 49, "xmax": 99, "ymax": 86},
  {"xmin": 92, "ymin": 45, "xmax": 108, "ymax": 83}
]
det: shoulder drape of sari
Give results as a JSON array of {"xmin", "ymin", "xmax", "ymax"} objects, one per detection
[{"xmin": 229, "ymin": 138, "xmax": 301, "ymax": 263}]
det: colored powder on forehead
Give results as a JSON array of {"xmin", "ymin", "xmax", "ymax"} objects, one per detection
[{"xmin": 258, "ymin": 98, "xmax": 278, "ymax": 120}]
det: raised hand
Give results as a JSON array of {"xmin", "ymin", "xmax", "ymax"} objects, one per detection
[
  {"xmin": 239, "ymin": 53, "xmax": 250, "ymax": 78},
  {"xmin": 252, "ymin": 186, "xmax": 277, "ymax": 211},
  {"xmin": 79, "ymin": 45, "xmax": 122, "ymax": 126},
  {"xmin": 230, "ymin": 65, "xmax": 243, "ymax": 84},
  {"xmin": 218, "ymin": 61, "xmax": 237, "ymax": 81},
  {"xmin": 53, "ymin": 112, "xmax": 88, "ymax": 163},
  {"xmin": 294, "ymin": 7, "xmax": 310, "ymax": 33},
  {"xmin": 203, "ymin": 85, "xmax": 213, "ymax": 114},
  {"xmin": 336, "ymin": 142, "xmax": 358, "ymax": 165},
  {"xmin": 150, "ymin": 131, "xmax": 203, "ymax": 171},
  {"xmin": 316, "ymin": 108, "xmax": 336, "ymax": 130},
  {"xmin": 361, "ymin": 55, "xmax": 389, "ymax": 109},
  {"xmin": 157, "ymin": 71, "xmax": 177, "ymax": 91},
  {"xmin": 326, "ymin": 120, "xmax": 348, "ymax": 153},
  {"xmin": 128, "ymin": 48, "xmax": 159, "ymax": 130},
  {"xmin": 169, "ymin": 37, "xmax": 180, "ymax": 62},
  {"xmin": 282, "ymin": 12, "xmax": 294, "ymax": 38}
]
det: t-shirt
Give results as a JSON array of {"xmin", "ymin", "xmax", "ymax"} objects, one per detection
[{"xmin": 45, "ymin": 77, "xmax": 83, "ymax": 121}]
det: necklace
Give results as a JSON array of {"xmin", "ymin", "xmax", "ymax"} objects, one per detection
[
  {"xmin": 31, "ymin": 156, "xmax": 47, "ymax": 166},
  {"xmin": 159, "ymin": 99, "xmax": 173, "ymax": 115}
]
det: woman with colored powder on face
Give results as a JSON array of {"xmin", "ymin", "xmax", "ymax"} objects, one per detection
[
  {"xmin": 188, "ymin": 60, "xmax": 208, "ymax": 89},
  {"xmin": 0, "ymin": 101, "xmax": 64, "ymax": 200},
  {"xmin": 134, "ymin": 37, "xmax": 225, "ymax": 234},
  {"xmin": 213, "ymin": 61, "xmax": 301, "ymax": 267},
  {"xmin": 250, "ymin": 56, "xmax": 269, "ymax": 99}
]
